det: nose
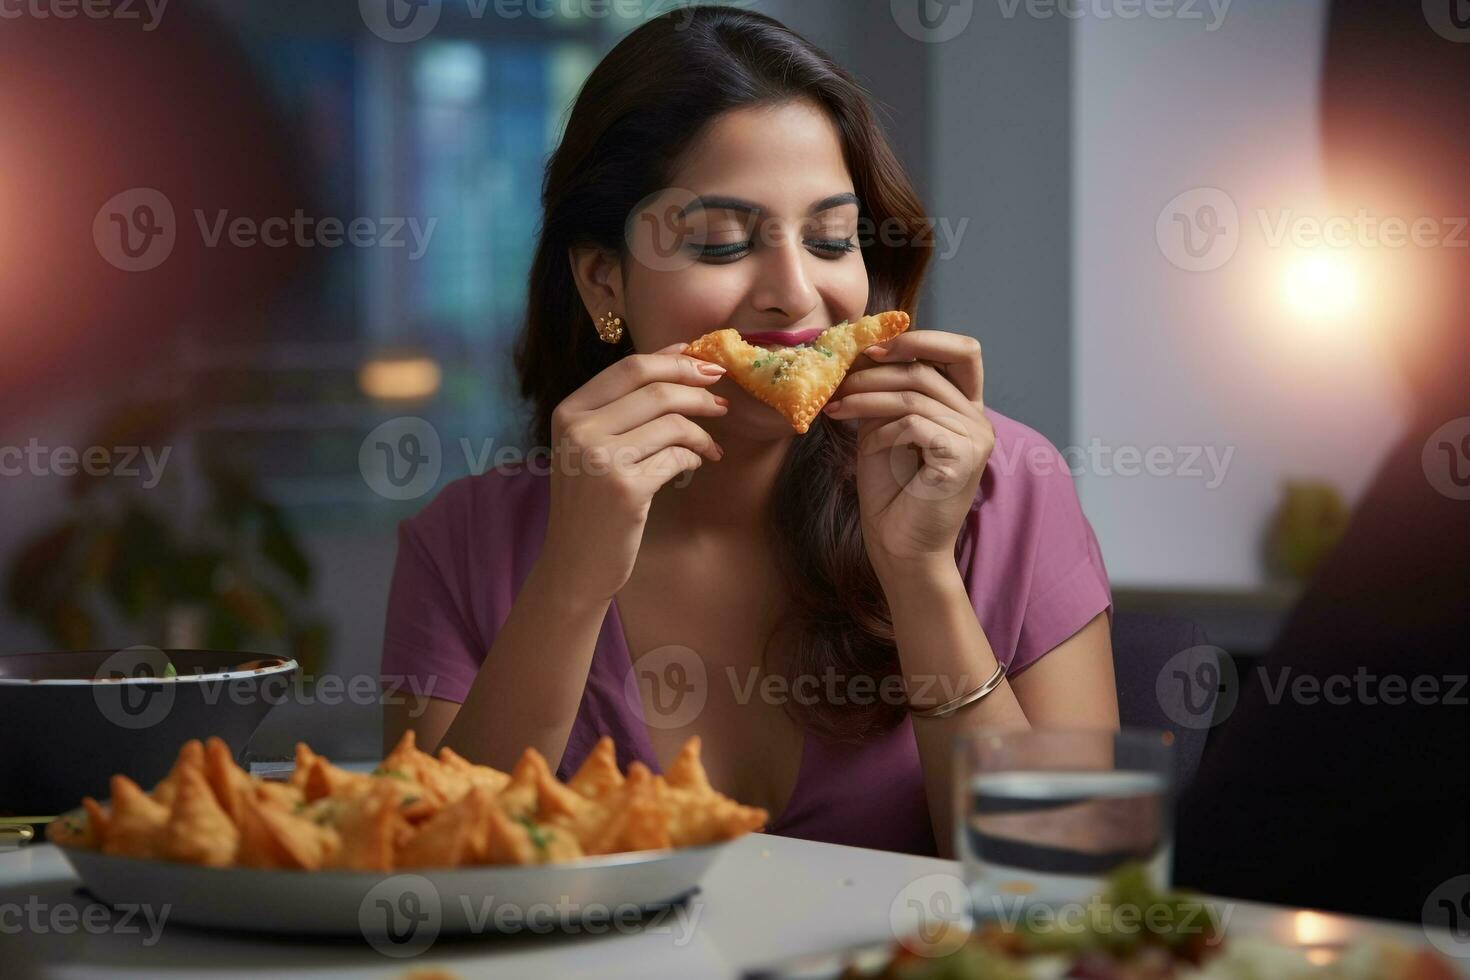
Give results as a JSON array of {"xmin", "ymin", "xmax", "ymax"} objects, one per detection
[{"xmin": 748, "ymin": 223, "xmax": 820, "ymax": 324}]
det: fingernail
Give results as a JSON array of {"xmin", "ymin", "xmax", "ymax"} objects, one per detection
[
  {"xmin": 824, "ymin": 399, "xmax": 842, "ymax": 413},
  {"xmin": 712, "ymin": 443, "xmax": 725, "ymax": 460},
  {"xmin": 713, "ymin": 395, "xmax": 730, "ymax": 408},
  {"xmin": 698, "ymin": 362, "xmax": 727, "ymax": 376},
  {"xmin": 866, "ymin": 345, "xmax": 888, "ymax": 358}
]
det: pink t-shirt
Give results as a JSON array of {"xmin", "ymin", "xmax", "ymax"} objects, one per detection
[{"xmin": 380, "ymin": 408, "xmax": 1112, "ymax": 856}]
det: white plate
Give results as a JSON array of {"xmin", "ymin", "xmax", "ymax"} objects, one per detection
[{"xmin": 57, "ymin": 837, "xmax": 728, "ymax": 938}]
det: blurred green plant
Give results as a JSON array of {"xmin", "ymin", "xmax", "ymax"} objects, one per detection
[
  {"xmin": 1264, "ymin": 479, "xmax": 1351, "ymax": 582},
  {"xmin": 4, "ymin": 398, "xmax": 329, "ymax": 673}
]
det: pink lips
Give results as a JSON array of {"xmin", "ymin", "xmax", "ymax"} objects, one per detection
[{"xmin": 739, "ymin": 326, "xmax": 825, "ymax": 347}]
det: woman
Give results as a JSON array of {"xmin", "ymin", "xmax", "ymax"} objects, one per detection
[{"xmin": 381, "ymin": 6, "xmax": 1117, "ymax": 857}]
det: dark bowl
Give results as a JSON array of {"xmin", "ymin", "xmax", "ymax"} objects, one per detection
[{"xmin": 0, "ymin": 649, "xmax": 297, "ymax": 817}]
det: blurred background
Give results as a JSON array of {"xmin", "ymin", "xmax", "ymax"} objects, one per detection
[{"xmin": 0, "ymin": 0, "xmax": 1423, "ymax": 757}]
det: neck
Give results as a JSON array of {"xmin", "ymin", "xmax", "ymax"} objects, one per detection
[{"xmin": 644, "ymin": 427, "xmax": 794, "ymax": 539}]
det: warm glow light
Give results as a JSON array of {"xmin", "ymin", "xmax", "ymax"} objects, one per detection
[
  {"xmin": 1281, "ymin": 251, "xmax": 1362, "ymax": 325},
  {"xmin": 1292, "ymin": 909, "xmax": 1349, "ymax": 948},
  {"xmin": 359, "ymin": 355, "xmax": 442, "ymax": 402}
]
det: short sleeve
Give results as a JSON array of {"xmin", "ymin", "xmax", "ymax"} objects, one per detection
[
  {"xmin": 379, "ymin": 514, "xmax": 484, "ymax": 706},
  {"xmin": 957, "ymin": 412, "xmax": 1113, "ymax": 676}
]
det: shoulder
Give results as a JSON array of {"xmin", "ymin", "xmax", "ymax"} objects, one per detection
[
  {"xmin": 962, "ymin": 407, "xmax": 1106, "ymax": 594},
  {"xmin": 402, "ymin": 463, "xmax": 550, "ymax": 547},
  {"xmin": 973, "ymin": 408, "xmax": 1078, "ymax": 515},
  {"xmin": 963, "ymin": 410, "xmax": 1112, "ymax": 672}
]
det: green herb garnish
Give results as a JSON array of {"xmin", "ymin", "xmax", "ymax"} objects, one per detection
[
  {"xmin": 515, "ymin": 815, "xmax": 549, "ymax": 850},
  {"xmin": 371, "ymin": 767, "xmax": 410, "ymax": 781}
]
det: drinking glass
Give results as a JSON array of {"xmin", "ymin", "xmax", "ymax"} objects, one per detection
[{"xmin": 955, "ymin": 728, "xmax": 1175, "ymax": 915}]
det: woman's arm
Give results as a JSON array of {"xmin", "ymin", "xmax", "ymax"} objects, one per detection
[
  {"xmin": 878, "ymin": 557, "xmax": 1117, "ymax": 858},
  {"xmin": 388, "ymin": 554, "xmax": 611, "ymax": 769}
]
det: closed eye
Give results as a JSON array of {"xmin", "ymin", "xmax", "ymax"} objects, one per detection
[{"xmin": 695, "ymin": 238, "xmax": 857, "ymax": 264}]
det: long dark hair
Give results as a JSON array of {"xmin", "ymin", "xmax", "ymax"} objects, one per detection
[{"xmin": 513, "ymin": 5, "xmax": 933, "ymax": 741}]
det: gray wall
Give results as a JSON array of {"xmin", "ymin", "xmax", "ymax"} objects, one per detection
[
  {"xmin": 769, "ymin": 0, "xmax": 1072, "ymax": 448},
  {"xmin": 929, "ymin": 3, "xmax": 1072, "ymax": 447}
]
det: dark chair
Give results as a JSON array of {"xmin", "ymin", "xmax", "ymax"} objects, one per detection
[{"xmin": 1110, "ymin": 611, "xmax": 1218, "ymax": 790}]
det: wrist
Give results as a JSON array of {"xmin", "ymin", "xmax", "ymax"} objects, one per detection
[
  {"xmin": 526, "ymin": 552, "xmax": 618, "ymax": 616},
  {"xmin": 871, "ymin": 552, "xmax": 963, "ymax": 597}
]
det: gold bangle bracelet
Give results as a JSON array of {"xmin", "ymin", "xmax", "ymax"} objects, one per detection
[{"xmin": 907, "ymin": 661, "xmax": 1008, "ymax": 719}]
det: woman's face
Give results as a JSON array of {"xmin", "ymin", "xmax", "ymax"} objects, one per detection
[{"xmin": 619, "ymin": 99, "xmax": 871, "ymax": 438}]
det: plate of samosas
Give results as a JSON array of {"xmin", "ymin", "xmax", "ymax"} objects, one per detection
[{"xmin": 48, "ymin": 732, "xmax": 767, "ymax": 935}]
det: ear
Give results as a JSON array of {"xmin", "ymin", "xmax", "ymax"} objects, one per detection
[{"xmin": 568, "ymin": 245, "xmax": 625, "ymax": 323}]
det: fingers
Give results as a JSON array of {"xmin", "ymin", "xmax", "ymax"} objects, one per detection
[
  {"xmin": 614, "ymin": 413, "xmax": 724, "ymax": 464},
  {"xmin": 863, "ymin": 331, "xmax": 984, "ymax": 407},
  {"xmin": 597, "ymin": 381, "xmax": 729, "ymax": 436},
  {"xmin": 858, "ymin": 413, "xmax": 971, "ymax": 460},
  {"xmin": 823, "ymin": 389, "xmax": 971, "ymax": 429},
  {"xmin": 563, "ymin": 348, "xmax": 725, "ymax": 416},
  {"xmin": 832, "ymin": 361, "xmax": 975, "ymax": 419},
  {"xmin": 635, "ymin": 444, "xmax": 706, "ymax": 487}
]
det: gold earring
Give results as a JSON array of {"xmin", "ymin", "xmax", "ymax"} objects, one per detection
[{"xmin": 595, "ymin": 311, "xmax": 625, "ymax": 344}]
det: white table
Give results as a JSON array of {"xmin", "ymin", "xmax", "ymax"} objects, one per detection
[{"xmin": 1, "ymin": 832, "xmax": 1452, "ymax": 979}]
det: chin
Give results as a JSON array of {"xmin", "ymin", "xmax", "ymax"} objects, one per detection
[{"xmin": 716, "ymin": 388, "xmax": 801, "ymax": 441}]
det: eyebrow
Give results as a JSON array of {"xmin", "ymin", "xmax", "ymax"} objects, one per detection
[{"xmin": 680, "ymin": 192, "xmax": 860, "ymax": 218}]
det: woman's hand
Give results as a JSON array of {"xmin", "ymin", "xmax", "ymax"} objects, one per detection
[
  {"xmin": 822, "ymin": 330, "xmax": 994, "ymax": 577},
  {"xmin": 541, "ymin": 342, "xmax": 729, "ymax": 602}
]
